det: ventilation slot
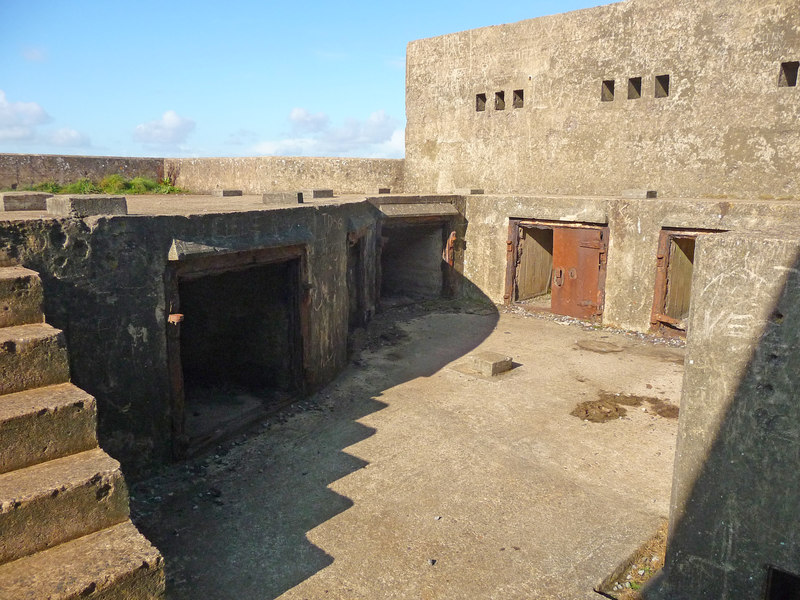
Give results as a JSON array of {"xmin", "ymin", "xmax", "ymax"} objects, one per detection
[
  {"xmin": 655, "ymin": 74, "xmax": 670, "ymax": 98},
  {"xmin": 628, "ymin": 77, "xmax": 642, "ymax": 100},
  {"xmin": 601, "ymin": 80, "xmax": 615, "ymax": 102},
  {"xmin": 513, "ymin": 89, "xmax": 524, "ymax": 108},
  {"xmin": 779, "ymin": 61, "xmax": 799, "ymax": 87},
  {"xmin": 476, "ymin": 93, "xmax": 487, "ymax": 112},
  {"xmin": 495, "ymin": 91, "xmax": 505, "ymax": 110}
]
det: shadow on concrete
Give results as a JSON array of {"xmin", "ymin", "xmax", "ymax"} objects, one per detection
[
  {"xmin": 131, "ymin": 297, "xmax": 499, "ymax": 599},
  {"xmin": 642, "ymin": 237, "xmax": 800, "ymax": 599}
]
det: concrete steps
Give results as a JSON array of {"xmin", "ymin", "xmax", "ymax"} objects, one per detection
[
  {"xmin": 0, "ymin": 265, "xmax": 164, "ymax": 598},
  {"xmin": 0, "ymin": 521, "xmax": 164, "ymax": 600},
  {"xmin": 0, "ymin": 266, "xmax": 43, "ymax": 328},
  {"xmin": 0, "ymin": 322, "xmax": 70, "ymax": 395},
  {"xmin": 0, "ymin": 383, "xmax": 98, "ymax": 474}
]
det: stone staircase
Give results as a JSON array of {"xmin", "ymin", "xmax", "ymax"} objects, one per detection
[{"xmin": 0, "ymin": 266, "xmax": 164, "ymax": 599}]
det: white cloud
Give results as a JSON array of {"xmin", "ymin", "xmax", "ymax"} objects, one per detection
[
  {"xmin": 289, "ymin": 108, "xmax": 329, "ymax": 133},
  {"xmin": 0, "ymin": 90, "xmax": 51, "ymax": 141},
  {"xmin": 49, "ymin": 128, "xmax": 91, "ymax": 147},
  {"xmin": 254, "ymin": 108, "xmax": 404, "ymax": 158},
  {"xmin": 22, "ymin": 47, "xmax": 47, "ymax": 62},
  {"xmin": 134, "ymin": 110, "xmax": 195, "ymax": 145}
]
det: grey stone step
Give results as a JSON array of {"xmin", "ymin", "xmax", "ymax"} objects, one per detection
[
  {"xmin": 0, "ymin": 520, "xmax": 164, "ymax": 600},
  {"xmin": 0, "ymin": 448, "xmax": 129, "ymax": 565},
  {"xmin": 0, "ymin": 266, "xmax": 44, "ymax": 328},
  {"xmin": 0, "ymin": 383, "xmax": 97, "ymax": 475},
  {"xmin": 0, "ymin": 322, "xmax": 70, "ymax": 395}
]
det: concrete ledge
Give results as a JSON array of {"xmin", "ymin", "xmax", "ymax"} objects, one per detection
[
  {"xmin": 262, "ymin": 192, "xmax": 300, "ymax": 205},
  {"xmin": 455, "ymin": 188, "xmax": 485, "ymax": 195},
  {"xmin": 621, "ymin": 189, "xmax": 658, "ymax": 199},
  {"xmin": 470, "ymin": 351, "xmax": 513, "ymax": 376},
  {"xmin": 0, "ymin": 192, "xmax": 53, "ymax": 211},
  {"xmin": 212, "ymin": 189, "xmax": 243, "ymax": 197},
  {"xmin": 298, "ymin": 189, "xmax": 334, "ymax": 203},
  {"xmin": 46, "ymin": 195, "xmax": 128, "ymax": 217}
]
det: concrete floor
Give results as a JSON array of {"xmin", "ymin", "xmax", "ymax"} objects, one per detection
[{"xmin": 131, "ymin": 306, "xmax": 683, "ymax": 600}]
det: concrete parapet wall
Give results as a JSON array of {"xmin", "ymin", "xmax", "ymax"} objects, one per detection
[
  {"xmin": 0, "ymin": 154, "xmax": 162, "ymax": 189},
  {"xmin": 165, "ymin": 156, "xmax": 405, "ymax": 195},
  {"xmin": 649, "ymin": 231, "xmax": 800, "ymax": 599}
]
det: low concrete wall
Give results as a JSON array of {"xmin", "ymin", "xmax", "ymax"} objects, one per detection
[
  {"xmin": 649, "ymin": 231, "xmax": 800, "ymax": 599},
  {"xmin": 462, "ymin": 195, "xmax": 800, "ymax": 333},
  {"xmin": 166, "ymin": 156, "xmax": 405, "ymax": 195},
  {"xmin": 0, "ymin": 154, "xmax": 162, "ymax": 189}
]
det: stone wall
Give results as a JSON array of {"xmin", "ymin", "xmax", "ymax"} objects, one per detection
[
  {"xmin": 648, "ymin": 231, "xmax": 800, "ymax": 599},
  {"xmin": 405, "ymin": 0, "xmax": 800, "ymax": 198},
  {"xmin": 461, "ymin": 195, "xmax": 800, "ymax": 332},
  {"xmin": 0, "ymin": 154, "xmax": 162, "ymax": 188},
  {"xmin": 165, "ymin": 156, "xmax": 405, "ymax": 195}
]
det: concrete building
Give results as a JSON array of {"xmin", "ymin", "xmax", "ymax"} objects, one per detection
[{"xmin": 0, "ymin": 0, "xmax": 798, "ymax": 597}]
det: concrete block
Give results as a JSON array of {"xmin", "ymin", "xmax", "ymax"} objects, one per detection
[
  {"xmin": 0, "ymin": 383, "xmax": 97, "ymax": 474},
  {"xmin": 0, "ymin": 520, "xmax": 164, "ymax": 599},
  {"xmin": 0, "ymin": 448, "xmax": 129, "ymax": 564},
  {"xmin": 0, "ymin": 266, "xmax": 43, "ymax": 328},
  {"xmin": 455, "ymin": 188, "xmax": 485, "ymax": 195},
  {"xmin": 212, "ymin": 189, "xmax": 243, "ymax": 197},
  {"xmin": 470, "ymin": 351, "xmax": 513, "ymax": 376},
  {"xmin": 298, "ymin": 189, "xmax": 334, "ymax": 203},
  {"xmin": 0, "ymin": 192, "xmax": 52, "ymax": 211},
  {"xmin": 262, "ymin": 192, "xmax": 301, "ymax": 205},
  {"xmin": 46, "ymin": 195, "xmax": 128, "ymax": 217},
  {"xmin": 0, "ymin": 323, "xmax": 70, "ymax": 395},
  {"xmin": 621, "ymin": 189, "xmax": 658, "ymax": 199}
]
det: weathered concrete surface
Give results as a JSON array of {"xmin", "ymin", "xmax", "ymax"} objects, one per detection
[
  {"xmin": 405, "ymin": 0, "xmax": 800, "ymax": 198},
  {"xmin": 0, "ymin": 383, "xmax": 97, "ymax": 474},
  {"xmin": 0, "ymin": 200, "xmax": 382, "ymax": 476},
  {"xmin": 0, "ymin": 520, "xmax": 164, "ymax": 600},
  {"xmin": 132, "ymin": 309, "xmax": 681, "ymax": 599},
  {"xmin": 0, "ymin": 323, "xmax": 69, "ymax": 395},
  {"xmin": 469, "ymin": 350, "xmax": 512, "ymax": 375},
  {"xmin": 0, "ymin": 266, "xmax": 43, "ymax": 327},
  {"xmin": 648, "ymin": 231, "xmax": 800, "ymax": 599},
  {"xmin": 461, "ymin": 194, "xmax": 800, "ymax": 332},
  {"xmin": 0, "ymin": 154, "xmax": 161, "ymax": 189},
  {"xmin": 166, "ymin": 156, "xmax": 404, "ymax": 195},
  {"xmin": 0, "ymin": 191, "xmax": 52, "ymax": 211},
  {"xmin": 47, "ymin": 195, "xmax": 128, "ymax": 218},
  {"xmin": 0, "ymin": 448, "xmax": 129, "ymax": 564}
]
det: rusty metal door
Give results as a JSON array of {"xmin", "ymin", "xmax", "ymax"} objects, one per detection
[{"xmin": 551, "ymin": 227, "xmax": 607, "ymax": 320}]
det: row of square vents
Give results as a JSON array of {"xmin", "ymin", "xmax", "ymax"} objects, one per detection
[{"xmin": 474, "ymin": 63, "xmax": 798, "ymax": 112}]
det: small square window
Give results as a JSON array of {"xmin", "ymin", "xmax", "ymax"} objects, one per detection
[
  {"xmin": 628, "ymin": 77, "xmax": 642, "ymax": 100},
  {"xmin": 655, "ymin": 74, "xmax": 671, "ymax": 98},
  {"xmin": 765, "ymin": 566, "xmax": 800, "ymax": 599},
  {"xmin": 476, "ymin": 93, "xmax": 487, "ymax": 112},
  {"xmin": 779, "ymin": 61, "xmax": 799, "ymax": 87},
  {"xmin": 601, "ymin": 79, "xmax": 615, "ymax": 102},
  {"xmin": 513, "ymin": 89, "xmax": 524, "ymax": 108},
  {"xmin": 495, "ymin": 91, "xmax": 505, "ymax": 110}
]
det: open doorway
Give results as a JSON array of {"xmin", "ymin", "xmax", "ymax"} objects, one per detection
[
  {"xmin": 505, "ymin": 219, "xmax": 609, "ymax": 321},
  {"xmin": 380, "ymin": 221, "xmax": 449, "ymax": 302},
  {"xmin": 650, "ymin": 229, "xmax": 717, "ymax": 336},
  {"xmin": 165, "ymin": 246, "xmax": 307, "ymax": 457}
]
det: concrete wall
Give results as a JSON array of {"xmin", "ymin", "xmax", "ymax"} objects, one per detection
[
  {"xmin": 404, "ymin": 0, "xmax": 800, "ymax": 198},
  {"xmin": 462, "ymin": 195, "xmax": 800, "ymax": 332},
  {"xmin": 166, "ymin": 156, "xmax": 405, "ymax": 195},
  {"xmin": 0, "ymin": 154, "xmax": 162, "ymax": 189},
  {"xmin": 0, "ymin": 202, "xmax": 383, "ymax": 477},
  {"xmin": 648, "ymin": 231, "xmax": 800, "ymax": 599}
]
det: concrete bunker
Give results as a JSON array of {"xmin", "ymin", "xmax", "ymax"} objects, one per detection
[
  {"xmin": 165, "ymin": 245, "xmax": 308, "ymax": 457},
  {"xmin": 505, "ymin": 219, "xmax": 608, "ymax": 320}
]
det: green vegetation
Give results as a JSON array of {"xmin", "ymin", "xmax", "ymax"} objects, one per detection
[{"xmin": 3, "ymin": 175, "xmax": 186, "ymax": 195}]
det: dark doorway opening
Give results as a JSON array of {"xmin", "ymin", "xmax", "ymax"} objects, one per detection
[
  {"xmin": 650, "ymin": 229, "xmax": 718, "ymax": 337},
  {"xmin": 765, "ymin": 566, "xmax": 800, "ymax": 600},
  {"xmin": 505, "ymin": 219, "xmax": 608, "ymax": 321},
  {"xmin": 166, "ymin": 247, "xmax": 307, "ymax": 457},
  {"xmin": 380, "ymin": 221, "xmax": 448, "ymax": 302},
  {"xmin": 347, "ymin": 236, "xmax": 367, "ymax": 331}
]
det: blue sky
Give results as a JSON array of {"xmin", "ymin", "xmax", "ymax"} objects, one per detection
[{"xmin": 1, "ymin": 0, "xmax": 608, "ymax": 159}]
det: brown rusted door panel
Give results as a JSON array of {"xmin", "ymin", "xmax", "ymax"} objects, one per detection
[
  {"xmin": 551, "ymin": 227, "xmax": 605, "ymax": 320},
  {"xmin": 515, "ymin": 227, "xmax": 553, "ymax": 301}
]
